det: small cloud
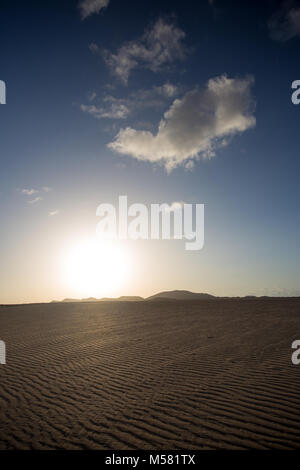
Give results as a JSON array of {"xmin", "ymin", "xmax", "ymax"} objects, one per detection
[
  {"xmin": 89, "ymin": 42, "xmax": 100, "ymax": 54},
  {"xmin": 21, "ymin": 188, "xmax": 38, "ymax": 196},
  {"xmin": 184, "ymin": 160, "xmax": 194, "ymax": 170},
  {"xmin": 28, "ymin": 197, "xmax": 43, "ymax": 205},
  {"xmin": 81, "ymin": 101, "xmax": 130, "ymax": 119},
  {"xmin": 19, "ymin": 186, "xmax": 52, "ymax": 196},
  {"xmin": 80, "ymin": 83, "xmax": 179, "ymax": 122},
  {"xmin": 269, "ymin": 1, "xmax": 300, "ymax": 42},
  {"xmin": 103, "ymin": 18, "xmax": 187, "ymax": 84},
  {"xmin": 108, "ymin": 75, "xmax": 256, "ymax": 171},
  {"xmin": 19, "ymin": 186, "xmax": 53, "ymax": 207},
  {"xmin": 78, "ymin": 0, "xmax": 110, "ymax": 20},
  {"xmin": 156, "ymin": 83, "xmax": 178, "ymax": 98},
  {"xmin": 49, "ymin": 210, "xmax": 59, "ymax": 216},
  {"xmin": 88, "ymin": 91, "xmax": 97, "ymax": 102}
]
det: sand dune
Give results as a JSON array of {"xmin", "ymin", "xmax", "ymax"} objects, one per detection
[{"xmin": 0, "ymin": 298, "xmax": 300, "ymax": 450}]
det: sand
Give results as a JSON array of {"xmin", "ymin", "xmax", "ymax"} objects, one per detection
[{"xmin": 0, "ymin": 298, "xmax": 300, "ymax": 450}]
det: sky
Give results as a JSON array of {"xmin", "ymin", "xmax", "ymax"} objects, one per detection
[{"xmin": 0, "ymin": 0, "xmax": 299, "ymax": 303}]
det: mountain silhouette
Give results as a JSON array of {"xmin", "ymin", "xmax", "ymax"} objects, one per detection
[{"xmin": 146, "ymin": 290, "xmax": 215, "ymax": 301}]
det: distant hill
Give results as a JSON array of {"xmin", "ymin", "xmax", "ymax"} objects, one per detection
[
  {"xmin": 146, "ymin": 290, "xmax": 215, "ymax": 301},
  {"xmin": 100, "ymin": 296, "xmax": 144, "ymax": 302},
  {"xmin": 56, "ymin": 292, "xmax": 216, "ymax": 303},
  {"xmin": 48, "ymin": 292, "xmax": 297, "ymax": 304},
  {"xmin": 58, "ymin": 296, "xmax": 144, "ymax": 303},
  {"xmin": 61, "ymin": 297, "xmax": 98, "ymax": 303}
]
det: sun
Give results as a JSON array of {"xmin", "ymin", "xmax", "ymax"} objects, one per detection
[{"xmin": 61, "ymin": 237, "xmax": 131, "ymax": 298}]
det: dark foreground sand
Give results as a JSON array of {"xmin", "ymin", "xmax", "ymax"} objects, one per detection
[{"xmin": 0, "ymin": 298, "xmax": 300, "ymax": 450}]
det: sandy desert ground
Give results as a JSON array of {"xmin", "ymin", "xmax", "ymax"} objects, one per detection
[{"xmin": 0, "ymin": 298, "xmax": 300, "ymax": 450}]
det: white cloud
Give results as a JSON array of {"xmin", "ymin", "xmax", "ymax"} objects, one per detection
[
  {"xmin": 185, "ymin": 160, "xmax": 194, "ymax": 170},
  {"xmin": 108, "ymin": 75, "xmax": 256, "ymax": 171},
  {"xmin": 81, "ymin": 100, "xmax": 130, "ymax": 119},
  {"xmin": 89, "ymin": 42, "xmax": 100, "ymax": 54},
  {"xmin": 134, "ymin": 84, "xmax": 179, "ymax": 102},
  {"xmin": 20, "ymin": 186, "xmax": 52, "ymax": 195},
  {"xmin": 78, "ymin": 0, "xmax": 110, "ymax": 20},
  {"xmin": 19, "ymin": 186, "xmax": 53, "ymax": 207},
  {"xmin": 49, "ymin": 210, "xmax": 59, "ymax": 216},
  {"xmin": 28, "ymin": 197, "xmax": 43, "ymax": 205},
  {"xmin": 103, "ymin": 18, "xmax": 187, "ymax": 84},
  {"xmin": 81, "ymin": 83, "xmax": 179, "ymax": 121},
  {"xmin": 269, "ymin": 1, "xmax": 300, "ymax": 41},
  {"xmin": 21, "ymin": 188, "xmax": 38, "ymax": 196},
  {"xmin": 156, "ymin": 83, "xmax": 178, "ymax": 98},
  {"xmin": 88, "ymin": 91, "xmax": 97, "ymax": 102}
]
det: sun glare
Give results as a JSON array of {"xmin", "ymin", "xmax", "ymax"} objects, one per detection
[{"xmin": 62, "ymin": 238, "xmax": 131, "ymax": 298}]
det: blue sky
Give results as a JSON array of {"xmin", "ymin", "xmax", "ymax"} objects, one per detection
[{"xmin": 0, "ymin": 0, "xmax": 299, "ymax": 302}]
